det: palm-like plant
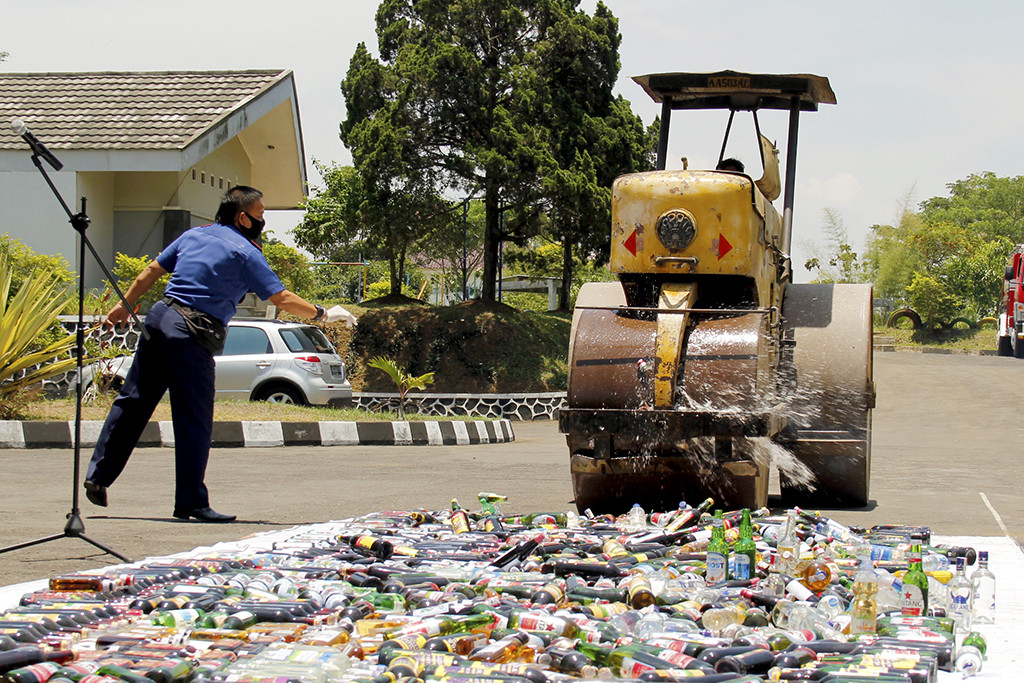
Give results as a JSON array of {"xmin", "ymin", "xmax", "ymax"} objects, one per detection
[
  {"xmin": 0, "ymin": 250, "xmax": 79, "ymax": 401},
  {"xmin": 366, "ymin": 356, "xmax": 434, "ymax": 419}
]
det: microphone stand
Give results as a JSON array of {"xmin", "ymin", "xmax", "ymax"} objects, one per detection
[{"xmin": 0, "ymin": 150, "xmax": 148, "ymax": 563}]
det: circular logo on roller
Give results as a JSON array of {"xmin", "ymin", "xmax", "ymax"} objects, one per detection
[{"xmin": 656, "ymin": 209, "xmax": 697, "ymax": 250}]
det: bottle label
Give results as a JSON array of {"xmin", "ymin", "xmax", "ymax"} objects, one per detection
[
  {"xmin": 706, "ymin": 552, "xmax": 727, "ymax": 583},
  {"xmin": 731, "ymin": 554, "xmax": 752, "ymax": 580},
  {"xmin": 515, "ymin": 613, "xmax": 563, "ymax": 633},
  {"xmin": 619, "ymin": 656, "xmax": 653, "ymax": 678},
  {"xmin": 850, "ymin": 613, "xmax": 877, "ymax": 634},
  {"xmin": 901, "ymin": 585, "xmax": 926, "ymax": 616}
]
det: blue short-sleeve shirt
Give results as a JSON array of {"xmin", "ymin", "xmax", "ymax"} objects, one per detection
[{"xmin": 157, "ymin": 223, "xmax": 284, "ymax": 326}]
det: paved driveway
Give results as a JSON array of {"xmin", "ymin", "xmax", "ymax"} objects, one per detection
[{"xmin": 0, "ymin": 351, "xmax": 1020, "ymax": 585}]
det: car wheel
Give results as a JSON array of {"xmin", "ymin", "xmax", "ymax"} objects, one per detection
[{"xmin": 254, "ymin": 384, "xmax": 306, "ymax": 405}]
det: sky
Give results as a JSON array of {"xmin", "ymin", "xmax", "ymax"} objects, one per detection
[{"xmin": 4, "ymin": 1, "xmax": 1023, "ymax": 280}]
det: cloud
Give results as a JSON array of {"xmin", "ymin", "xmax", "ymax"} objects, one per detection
[{"xmin": 799, "ymin": 173, "xmax": 863, "ymax": 207}]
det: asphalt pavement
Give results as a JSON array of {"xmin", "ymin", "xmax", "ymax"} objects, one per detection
[{"xmin": 0, "ymin": 351, "xmax": 1021, "ymax": 586}]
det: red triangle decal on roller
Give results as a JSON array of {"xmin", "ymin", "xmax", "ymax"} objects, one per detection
[
  {"xmin": 624, "ymin": 229, "xmax": 638, "ymax": 256},
  {"xmin": 718, "ymin": 234, "xmax": 732, "ymax": 259}
]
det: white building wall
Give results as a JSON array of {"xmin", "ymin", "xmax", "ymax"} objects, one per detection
[
  {"xmin": 77, "ymin": 172, "xmax": 115, "ymax": 289},
  {"xmin": 0, "ymin": 169, "xmax": 79, "ymax": 272}
]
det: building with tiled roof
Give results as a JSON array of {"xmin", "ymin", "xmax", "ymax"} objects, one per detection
[{"xmin": 0, "ymin": 70, "xmax": 306, "ymax": 287}]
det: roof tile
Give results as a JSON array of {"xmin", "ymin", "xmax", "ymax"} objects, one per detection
[{"xmin": 0, "ymin": 70, "xmax": 287, "ymax": 151}]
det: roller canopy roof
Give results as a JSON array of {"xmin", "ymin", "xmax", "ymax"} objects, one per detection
[{"xmin": 633, "ymin": 71, "xmax": 836, "ymax": 111}]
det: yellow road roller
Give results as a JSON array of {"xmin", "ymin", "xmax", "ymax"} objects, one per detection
[{"xmin": 559, "ymin": 71, "xmax": 875, "ymax": 513}]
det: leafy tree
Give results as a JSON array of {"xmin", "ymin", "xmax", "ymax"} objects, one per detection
[
  {"xmin": 0, "ymin": 234, "xmax": 75, "ymax": 299},
  {"xmin": 109, "ymin": 253, "xmax": 170, "ymax": 314},
  {"xmin": 906, "ymin": 272, "xmax": 962, "ymax": 327},
  {"xmin": 263, "ymin": 243, "xmax": 314, "ymax": 297},
  {"xmin": 919, "ymin": 172, "xmax": 1024, "ymax": 243},
  {"xmin": 530, "ymin": 3, "xmax": 655, "ymax": 309},
  {"xmin": 803, "ymin": 208, "xmax": 870, "ymax": 283},
  {"xmin": 412, "ymin": 199, "xmax": 485, "ymax": 302},
  {"xmin": 344, "ymin": 0, "xmax": 639, "ymax": 302},
  {"xmin": 294, "ymin": 163, "xmax": 368, "ymax": 262},
  {"xmin": 938, "ymin": 237, "xmax": 1011, "ymax": 317}
]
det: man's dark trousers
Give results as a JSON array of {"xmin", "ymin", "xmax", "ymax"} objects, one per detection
[{"xmin": 86, "ymin": 301, "xmax": 216, "ymax": 512}]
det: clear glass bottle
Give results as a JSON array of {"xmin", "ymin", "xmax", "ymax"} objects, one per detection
[
  {"xmin": 971, "ymin": 550, "xmax": 995, "ymax": 624},
  {"xmin": 775, "ymin": 509, "xmax": 800, "ymax": 576},
  {"xmin": 948, "ymin": 556, "xmax": 974, "ymax": 634}
]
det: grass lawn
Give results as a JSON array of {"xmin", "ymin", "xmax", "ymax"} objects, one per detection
[{"xmin": 877, "ymin": 324, "xmax": 997, "ymax": 353}]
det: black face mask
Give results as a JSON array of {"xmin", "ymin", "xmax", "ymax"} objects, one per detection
[{"xmin": 239, "ymin": 211, "xmax": 265, "ymax": 241}]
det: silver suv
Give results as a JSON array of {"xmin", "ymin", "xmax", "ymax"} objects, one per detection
[
  {"xmin": 85, "ymin": 319, "xmax": 352, "ymax": 406},
  {"xmin": 216, "ymin": 319, "xmax": 351, "ymax": 406}
]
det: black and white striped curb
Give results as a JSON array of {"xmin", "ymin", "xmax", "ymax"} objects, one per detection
[{"xmin": 0, "ymin": 419, "xmax": 514, "ymax": 449}]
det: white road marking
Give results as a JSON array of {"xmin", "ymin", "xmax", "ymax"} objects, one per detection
[{"xmin": 979, "ymin": 491, "xmax": 1011, "ymax": 537}]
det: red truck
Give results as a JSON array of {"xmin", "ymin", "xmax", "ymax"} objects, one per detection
[{"xmin": 998, "ymin": 244, "xmax": 1024, "ymax": 356}]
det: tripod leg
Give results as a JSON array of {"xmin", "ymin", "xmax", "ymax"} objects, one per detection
[
  {"xmin": 76, "ymin": 534, "xmax": 132, "ymax": 563},
  {"xmin": 0, "ymin": 534, "xmax": 67, "ymax": 555}
]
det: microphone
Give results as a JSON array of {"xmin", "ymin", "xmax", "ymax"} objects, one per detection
[{"xmin": 10, "ymin": 119, "xmax": 63, "ymax": 171}]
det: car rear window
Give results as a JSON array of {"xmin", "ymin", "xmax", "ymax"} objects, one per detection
[
  {"xmin": 221, "ymin": 326, "xmax": 272, "ymax": 355},
  {"xmin": 278, "ymin": 326, "xmax": 337, "ymax": 354}
]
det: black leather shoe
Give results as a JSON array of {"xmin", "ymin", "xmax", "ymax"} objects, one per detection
[
  {"xmin": 84, "ymin": 480, "xmax": 107, "ymax": 507},
  {"xmin": 172, "ymin": 506, "xmax": 236, "ymax": 523}
]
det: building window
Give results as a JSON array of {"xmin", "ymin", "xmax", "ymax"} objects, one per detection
[
  {"xmin": 192, "ymin": 170, "xmax": 196, "ymax": 180},
  {"xmin": 201, "ymin": 172, "xmax": 206, "ymax": 184}
]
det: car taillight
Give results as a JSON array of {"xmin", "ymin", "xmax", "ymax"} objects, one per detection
[{"xmin": 295, "ymin": 355, "xmax": 323, "ymax": 375}]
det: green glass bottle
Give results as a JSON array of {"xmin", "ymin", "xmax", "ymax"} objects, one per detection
[
  {"xmin": 705, "ymin": 510, "xmax": 729, "ymax": 584},
  {"xmin": 962, "ymin": 630, "xmax": 987, "ymax": 657},
  {"xmin": 731, "ymin": 508, "xmax": 757, "ymax": 580},
  {"xmin": 900, "ymin": 543, "xmax": 929, "ymax": 616}
]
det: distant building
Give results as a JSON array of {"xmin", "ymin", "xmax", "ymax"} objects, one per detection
[{"xmin": 0, "ymin": 70, "xmax": 306, "ymax": 288}]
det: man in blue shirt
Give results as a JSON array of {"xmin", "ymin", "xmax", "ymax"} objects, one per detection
[{"xmin": 84, "ymin": 186, "xmax": 344, "ymax": 522}]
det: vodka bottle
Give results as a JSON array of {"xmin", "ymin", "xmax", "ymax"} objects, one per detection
[
  {"xmin": 948, "ymin": 556, "xmax": 974, "ymax": 634},
  {"xmin": 971, "ymin": 550, "xmax": 995, "ymax": 624}
]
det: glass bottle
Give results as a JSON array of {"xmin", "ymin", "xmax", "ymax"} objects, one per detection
[
  {"xmin": 731, "ymin": 508, "xmax": 757, "ymax": 581},
  {"xmin": 971, "ymin": 550, "xmax": 995, "ymax": 624},
  {"xmin": 948, "ymin": 556, "xmax": 974, "ymax": 634},
  {"xmin": 775, "ymin": 509, "xmax": 800, "ymax": 576},
  {"xmin": 449, "ymin": 499, "xmax": 471, "ymax": 535},
  {"xmin": 665, "ymin": 497, "xmax": 713, "ymax": 533},
  {"xmin": 848, "ymin": 550, "xmax": 878, "ymax": 635},
  {"xmin": 955, "ymin": 631, "xmax": 987, "ymax": 676},
  {"xmin": 900, "ymin": 544, "xmax": 928, "ymax": 617},
  {"xmin": 626, "ymin": 573, "xmax": 656, "ymax": 609},
  {"xmin": 765, "ymin": 554, "xmax": 786, "ymax": 598},
  {"xmin": 705, "ymin": 511, "xmax": 729, "ymax": 585}
]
